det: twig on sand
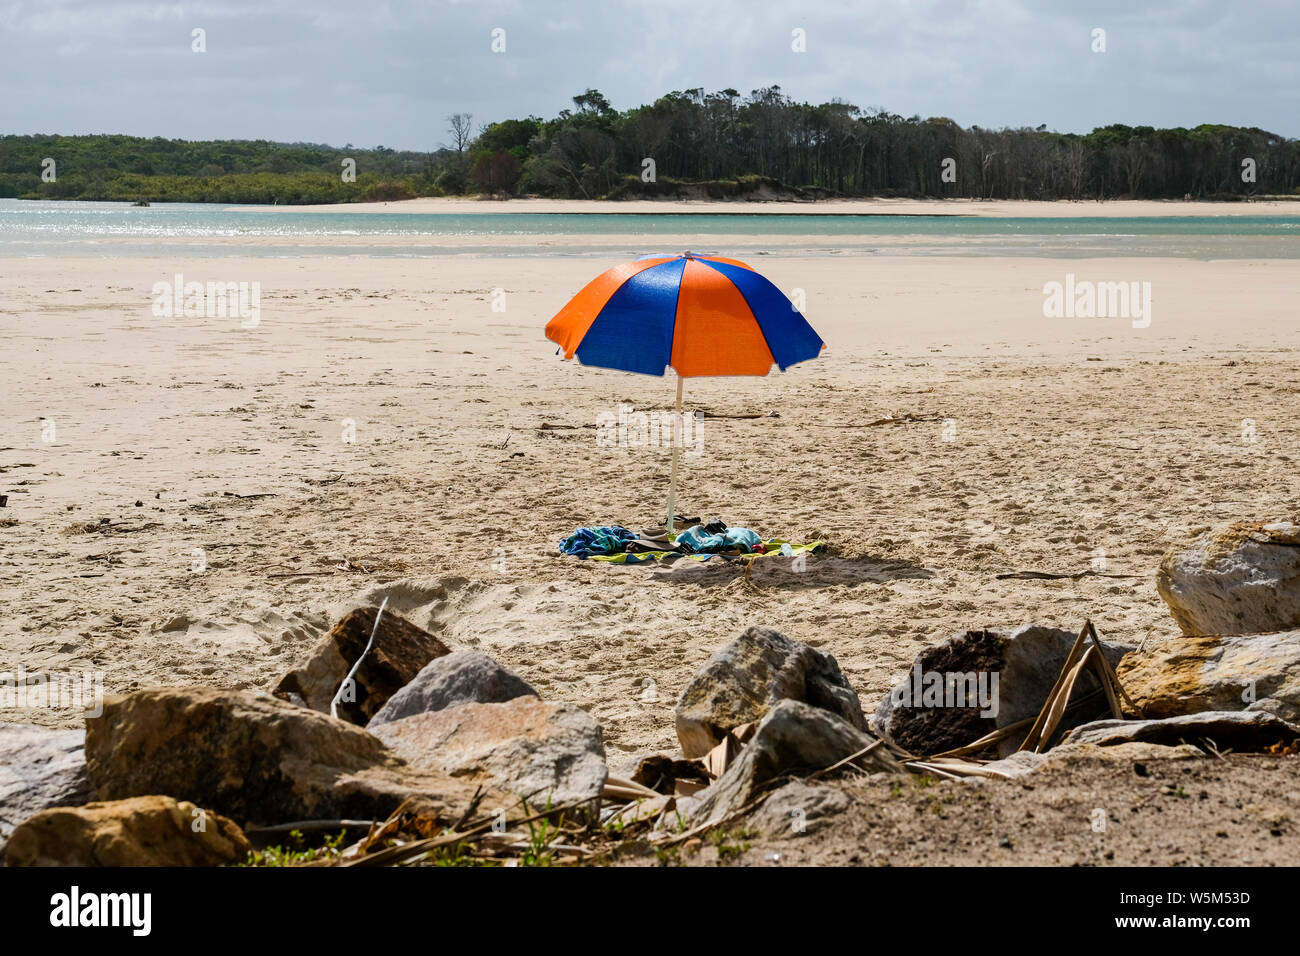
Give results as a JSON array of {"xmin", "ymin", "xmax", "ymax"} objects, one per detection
[
  {"xmin": 808, "ymin": 413, "xmax": 942, "ymax": 429},
  {"xmin": 693, "ymin": 408, "xmax": 778, "ymax": 420},
  {"xmin": 338, "ymin": 798, "xmax": 590, "ymax": 868},
  {"xmin": 996, "ymin": 569, "xmax": 1141, "ymax": 580},
  {"xmin": 222, "ymin": 491, "xmax": 277, "ymax": 499},
  {"xmin": 244, "ymin": 819, "xmax": 376, "ymax": 838},
  {"xmin": 806, "ymin": 739, "xmax": 891, "ymax": 780}
]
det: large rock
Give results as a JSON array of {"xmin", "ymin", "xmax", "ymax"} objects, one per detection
[
  {"xmin": 873, "ymin": 625, "xmax": 1132, "ymax": 758},
  {"xmin": 1046, "ymin": 742, "xmax": 1205, "ymax": 763},
  {"xmin": 689, "ymin": 700, "xmax": 900, "ymax": 826},
  {"xmin": 272, "ymin": 606, "xmax": 451, "ymax": 725},
  {"xmin": 5, "ymin": 796, "xmax": 251, "ymax": 867},
  {"xmin": 0, "ymin": 723, "xmax": 93, "ymax": 853},
  {"xmin": 367, "ymin": 650, "xmax": 535, "ymax": 728},
  {"xmin": 675, "ymin": 627, "xmax": 867, "ymax": 760},
  {"xmin": 370, "ymin": 696, "xmax": 606, "ymax": 812},
  {"xmin": 751, "ymin": 779, "xmax": 851, "ymax": 837},
  {"xmin": 1157, "ymin": 521, "xmax": 1300, "ymax": 635},
  {"xmin": 1059, "ymin": 711, "xmax": 1300, "ymax": 752},
  {"xmin": 85, "ymin": 686, "xmax": 509, "ymax": 827},
  {"xmin": 1118, "ymin": 629, "xmax": 1300, "ymax": 723}
]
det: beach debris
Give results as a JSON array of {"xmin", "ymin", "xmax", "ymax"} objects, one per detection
[
  {"xmin": 367, "ymin": 649, "xmax": 537, "ymax": 728},
  {"xmin": 1056, "ymin": 711, "xmax": 1300, "ymax": 753},
  {"xmin": 332, "ymin": 596, "xmax": 388, "ymax": 719},
  {"xmin": 0, "ymin": 723, "xmax": 93, "ymax": 855},
  {"xmin": 333, "ymin": 794, "xmax": 597, "ymax": 867},
  {"xmin": 4, "ymin": 795, "xmax": 250, "ymax": 867},
  {"xmin": 1012, "ymin": 620, "xmax": 1134, "ymax": 755},
  {"xmin": 995, "ymin": 569, "xmax": 1140, "ymax": 581},
  {"xmin": 874, "ymin": 623, "xmax": 1132, "ymax": 758},
  {"xmin": 675, "ymin": 626, "xmax": 867, "ymax": 760},
  {"xmin": 369, "ymin": 696, "xmax": 607, "ymax": 815},
  {"xmin": 1116, "ymin": 629, "xmax": 1300, "ymax": 723},
  {"xmin": 811, "ymin": 413, "xmax": 942, "ymax": 429},
  {"xmin": 602, "ymin": 775, "xmax": 662, "ymax": 802},
  {"xmin": 966, "ymin": 750, "xmax": 1050, "ymax": 778},
  {"xmin": 86, "ymin": 686, "xmax": 512, "ymax": 827},
  {"xmin": 693, "ymin": 408, "xmax": 778, "ymax": 419},
  {"xmin": 1157, "ymin": 520, "xmax": 1300, "ymax": 635},
  {"xmin": 271, "ymin": 605, "xmax": 451, "ymax": 725},
  {"xmin": 688, "ymin": 700, "xmax": 903, "ymax": 826},
  {"xmin": 629, "ymin": 754, "xmax": 712, "ymax": 796}
]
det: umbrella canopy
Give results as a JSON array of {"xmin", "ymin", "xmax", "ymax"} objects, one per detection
[
  {"xmin": 545, "ymin": 252, "xmax": 823, "ymax": 377},
  {"xmin": 545, "ymin": 252, "xmax": 824, "ymax": 532}
]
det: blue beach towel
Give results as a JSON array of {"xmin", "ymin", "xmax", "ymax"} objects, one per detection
[
  {"xmin": 559, "ymin": 525, "xmax": 637, "ymax": 558},
  {"xmin": 675, "ymin": 524, "xmax": 763, "ymax": 554}
]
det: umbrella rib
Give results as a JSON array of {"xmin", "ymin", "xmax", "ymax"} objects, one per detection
[{"xmin": 664, "ymin": 254, "xmax": 689, "ymax": 377}]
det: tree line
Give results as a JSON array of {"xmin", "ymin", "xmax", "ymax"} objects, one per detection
[{"xmin": 3, "ymin": 86, "xmax": 1297, "ymax": 203}]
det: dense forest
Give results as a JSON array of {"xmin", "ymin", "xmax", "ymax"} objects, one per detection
[{"xmin": 3, "ymin": 86, "xmax": 1297, "ymax": 204}]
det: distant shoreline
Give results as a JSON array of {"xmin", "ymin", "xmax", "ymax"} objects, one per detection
[{"xmin": 222, "ymin": 196, "xmax": 1300, "ymax": 218}]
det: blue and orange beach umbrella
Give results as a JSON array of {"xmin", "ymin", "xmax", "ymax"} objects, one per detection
[{"xmin": 545, "ymin": 252, "xmax": 824, "ymax": 531}]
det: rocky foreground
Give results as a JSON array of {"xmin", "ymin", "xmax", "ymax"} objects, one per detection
[{"xmin": 3, "ymin": 519, "xmax": 1299, "ymax": 866}]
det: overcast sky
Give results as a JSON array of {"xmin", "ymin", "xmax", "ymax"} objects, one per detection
[{"xmin": 3, "ymin": 0, "xmax": 1297, "ymax": 148}]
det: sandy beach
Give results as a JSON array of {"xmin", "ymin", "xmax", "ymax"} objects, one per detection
[
  {"xmin": 4, "ymin": 241, "xmax": 1298, "ymax": 783},
  {"xmin": 234, "ymin": 196, "xmax": 1300, "ymax": 217}
]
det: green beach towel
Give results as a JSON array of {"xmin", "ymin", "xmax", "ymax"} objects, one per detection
[{"xmin": 588, "ymin": 538, "xmax": 825, "ymax": 564}]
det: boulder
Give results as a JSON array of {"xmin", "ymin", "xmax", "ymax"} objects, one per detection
[
  {"xmin": 674, "ymin": 626, "xmax": 867, "ymax": 760},
  {"xmin": 1059, "ymin": 711, "xmax": 1300, "ymax": 752},
  {"xmin": 873, "ymin": 625, "xmax": 1132, "ymax": 757},
  {"xmin": 1045, "ymin": 742, "xmax": 1205, "ymax": 763},
  {"xmin": 5, "ymin": 796, "xmax": 250, "ymax": 867},
  {"xmin": 1157, "ymin": 521, "xmax": 1300, "ymax": 635},
  {"xmin": 272, "ymin": 606, "xmax": 451, "ymax": 724},
  {"xmin": 751, "ymin": 779, "xmax": 851, "ymax": 837},
  {"xmin": 85, "ymin": 686, "xmax": 510, "ymax": 827},
  {"xmin": 367, "ymin": 650, "xmax": 535, "ymax": 728},
  {"xmin": 689, "ymin": 700, "xmax": 900, "ymax": 826},
  {"xmin": 1117, "ymin": 629, "xmax": 1300, "ymax": 723},
  {"xmin": 369, "ymin": 696, "xmax": 606, "ymax": 812},
  {"xmin": 0, "ymin": 723, "xmax": 93, "ymax": 853}
]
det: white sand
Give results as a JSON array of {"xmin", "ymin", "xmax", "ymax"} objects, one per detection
[
  {"xmin": 3, "ymin": 243, "xmax": 1298, "ymax": 768},
  {"xmin": 233, "ymin": 196, "xmax": 1300, "ymax": 217}
]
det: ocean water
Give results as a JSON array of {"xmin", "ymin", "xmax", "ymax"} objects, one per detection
[{"xmin": 2, "ymin": 199, "xmax": 1298, "ymax": 259}]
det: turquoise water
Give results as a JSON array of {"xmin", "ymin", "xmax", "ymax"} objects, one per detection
[{"xmin": 2, "ymin": 199, "xmax": 1298, "ymax": 258}]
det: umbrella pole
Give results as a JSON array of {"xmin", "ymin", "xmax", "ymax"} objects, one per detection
[{"xmin": 666, "ymin": 374, "xmax": 684, "ymax": 533}]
